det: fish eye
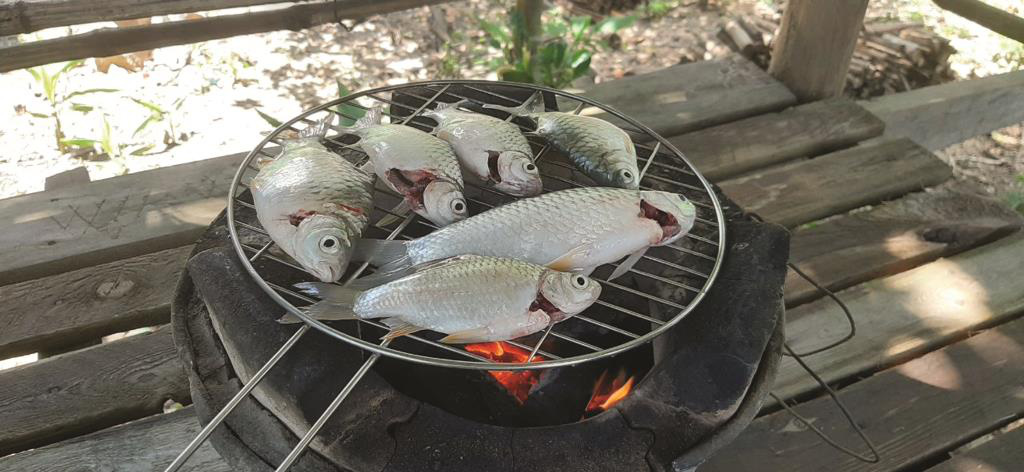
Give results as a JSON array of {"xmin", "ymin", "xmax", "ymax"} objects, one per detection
[
  {"xmin": 450, "ymin": 199, "xmax": 466, "ymax": 214},
  {"xmin": 572, "ymin": 275, "xmax": 589, "ymax": 289},
  {"xmin": 523, "ymin": 162, "xmax": 537, "ymax": 173},
  {"xmin": 319, "ymin": 235, "xmax": 341, "ymax": 254},
  {"xmin": 619, "ymin": 170, "xmax": 634, "ymax": 181}
]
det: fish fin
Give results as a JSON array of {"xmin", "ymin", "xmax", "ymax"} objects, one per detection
[
  {"xmin": 439, "ymin": 327, "xmax": 494, "ymax": 344},
  {"xmin": 255, "ymin": 155, "xmax": 275, "ymax": 169},
  {"xmin": 276, "ymin": 301, "xmax": 358, "ymax": 324},
  {"xmin": 299, "ymin": 114, "xmax": 333, "ymax": 140},
  {"xmin": 424, "ymin": 99, "xmax": 469, "ymax": 118},
  {"xmin": 350, "ymin": 239, "xmax": 412, "ymax": 272},
  {"xmin": 608, "ymin": 247, "xmax": 648, "ymax": 281},
  {"xmin": 358, "ymin": 160, "xmax": 375, "ymax": 174},
  {"xmin": 546, "ymin": 244, "xmax": 591, "ymax": 272},
  {"xmin": 481, "ymin": 93, "xmax": 544, "ymax": 117},
  {"xmin": 375, "ymin": 200, "xmax": 413, "ymax": 227},
  {"xmin": 347, "ymin": 105, "xmax": 383, "ymax": 132},
  {"xmin": 294, "ymin": 282, "xmax": 360, "ymax": 307},
  {"xmin": 380, "ymin": 318, "xmax": 424, "ymax": 341}
]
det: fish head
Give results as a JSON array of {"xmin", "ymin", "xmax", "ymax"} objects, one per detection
[
  {"xmin": 422, "ymin": 179, "xmax": 468, "ymax": 226},
  {"xmin": 293, "ymin": 214, "xmax": 352, "ymax": 283},
  {"xmin": 640, "ymin": 190, "xmax": 697, "ymax": 246},
  {"xmin": 493, "ymin": 151, "xmax": 543, "ymax": 196},
  {"xmin": 538, "ymin": 271, "xmax": 602, "ymax": 322}
]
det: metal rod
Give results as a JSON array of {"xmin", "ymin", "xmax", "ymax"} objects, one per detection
[
  {"xmin": 527, "ymin": 325, "xmax": 554, "ymax": 362},
  {"xmin": 637, "ymin": 141, "xmax": 660, "ymax": 181},
  {"xmin": 163, "ymin": 325, "xmax": 310, "ymax": 472}
]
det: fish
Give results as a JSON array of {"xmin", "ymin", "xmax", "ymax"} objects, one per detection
[
  {"xmin": 423, "ymin": 100, "xmax": 543, "ymax": 196},
  {"xmin": 351, "ymin": 106, "xmax": 468, "ymax": 226},
  {"xmin": 280, "ymin": 255, "xmax": 602, "ymax": 344},
  {"xmin": 352, "ymin": 187, "xmax": 697, "ymax": 283},
  {"xmin": 483, "ymin": 94, "xmax": 640, "ymax": 189},
  {"xmin": 251, "ymin": 117, "xmax": 375, "ymax": 283}
]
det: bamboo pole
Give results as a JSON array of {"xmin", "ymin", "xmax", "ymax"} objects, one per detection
[{"xmin": 934, "ymin": 0, "xmax": 1024, "ymax": 43}]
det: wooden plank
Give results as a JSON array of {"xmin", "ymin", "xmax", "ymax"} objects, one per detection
[
  {"xmin": 775, "ymin": 233, "xmax": 1024, "ymax": 401},
  {"xmin": 702, "ymin": 316, "xmax": 1024, "ymax": 472},
  {"xmin": 927, "ymin": 421, "xmax": 1024, "ymax": 472},
  {"xmin": 0, "ymin": 153, "xmax": 242, "ymax": 286},
  {"xmin": 785, "ymin": 189, "xmax": 1023, "ymax": 306},
  {"xmin": 934, "ymin": 0, "xmax": 1024, "ymax": 43},
  {"xmin": 0, "ymin": 325, "xmax": 189, "ymax": 456},
  {"xmin": 0, "ymin": 246, "xmax": 191, "ymax": 358},
  {"xmin": 0, "ymin": 0, "xmax": 453, "ymax": 72},
  {"xmin": 0, "ymin": 0, "xmax": 294, "ymax": 36},
  {"xmin": 671, "ymin": 98, "xmax": 884, "ymax": 181},
  {"xmin": 0, "ymin": 408, "xmax": 229, "ymax": 472},
  {"xmin": 862, "ymin": 69, "xmax": 1024, "ymax": 151},
  {"xmin": 719, "ymin": 137, "xmax": 952, "ymax": 227},
  {"xmin": 578, "ymin": 55, "xmax": 797, "ymax": 137},
  {"xmin": 768, "ymin": 0, "xmax": 869, "ymax": 101}
]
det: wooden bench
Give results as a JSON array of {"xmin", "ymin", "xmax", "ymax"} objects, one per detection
[{"xmin": 1, "ymin": 55, "xmax": 1023, "ymax": 471}]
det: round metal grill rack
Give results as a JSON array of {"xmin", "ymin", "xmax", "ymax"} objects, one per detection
[{"xmin": 168, "ymin": 80, "xmax": 728, "ymax": 472}]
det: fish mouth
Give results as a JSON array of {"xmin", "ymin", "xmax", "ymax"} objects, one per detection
[
  {"xmin": 530, "ymin": 292, "xmax": 568, "ymax": 323},
  {"xmin": 641, "ymin": 200, "xmax": 680, "ymax": 244}
]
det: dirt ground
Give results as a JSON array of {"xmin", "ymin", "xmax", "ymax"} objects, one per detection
[{"xmin": 0, "ymin": 0, "xmax": 1021, "ymax": 209}]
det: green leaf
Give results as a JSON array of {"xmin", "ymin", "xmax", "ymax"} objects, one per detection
[
  {"xmin": 101, "ymin": 117, "xmax": 114, "ymax": 156},
  {"xmin": 570, "ymin": 16, "xmax": 592, "ymax": 41},
  {"xmin": 133, "ymin": 116, "xmax": 158, "ymax": 137},
  {"xmin": 597, "ymin": 16, "xmax": 636, "ymax": 34},
  {"xmin": 57, "ymin": 60, "xmax": 84, "ymax": 77},
  {"xmin": 28, "ymin": 111, "xmax": 50, "ymax": 119},
  {"xmin": 129, "ymin": 144, "xmax": 155, "ymax": 156},
  {"xmin": 70, "ymin": 103, "xmax": 94, "ymax": 113},
  {"xmin": 572, "ymin": 52, "xmax": 592, "ymax": 78},
  {"xmin": 544, "ymin": 19, "xmax": 568, "ymax": 37},
  {"xmin": 27, "ymin": 68, "xmax": 41, "ymax": 83},
  {"xmin": 130, "ymin": 97, "xmax": 165, "ymax": 115},
  {"xmin": 60, "ymin": 138, "xmax": 99, "ymax": 149},
  {"xmin": 479, "ymin": 19, "xmax": 510, "ymax": 44},
  {"xmin": 333, "ymin": 79, "xmax": 365, "ymax": 126},
  {"xmin": 63, "ymin": 88, "xmax": 118, "ymax": 100},
  {"xmin": 255, "ymin": 109, "xmax": 283, "ymax": 128}
]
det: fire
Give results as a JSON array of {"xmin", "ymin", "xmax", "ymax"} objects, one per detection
[
  {"xmin": 465, "ymin": 342, "xmax": 544, "ymax": 405},
  {"xmin": 584, "ymin": 368, "xmax": 635, "ymax": 415}
]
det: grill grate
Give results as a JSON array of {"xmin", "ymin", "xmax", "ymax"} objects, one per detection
[{"xmin": 225, "ymin": 80, "xmax": 727, "ymax": 371}]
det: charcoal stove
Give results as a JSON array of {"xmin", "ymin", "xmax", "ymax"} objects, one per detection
[{"xmin": 169, "ymin": 81, "xmax": 789, "ymax": 472}]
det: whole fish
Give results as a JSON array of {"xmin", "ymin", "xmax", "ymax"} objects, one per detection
[
  {"xmin": 251, "ymin": 118, "xmax": 374, "ymax": 283},
  {"xmin": 423, "ymin": 100, "xmax": 543, "ymax": 196},
  {"xmin": 352, "ymin": 106, "xmax": 468, "ymax": 226},
  {"xmin": 282, "ymin": 255, "xmax": 602, "ymax": 344},
  {"xmin": 354, "ymin": 187, "xmax": 696, "ymax": 283},
  {"xmin": 483, "ymin": 95, "xmax": 640, "ymax": 189}
]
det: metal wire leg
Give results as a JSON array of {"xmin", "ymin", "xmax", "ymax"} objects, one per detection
[
  {"xmin": 164, "ymin": 324, "xmax": 311, "ymax": 472},
  {"xmin": 274, "ymin": 340, "xmax": 390, "ymax": 472}
]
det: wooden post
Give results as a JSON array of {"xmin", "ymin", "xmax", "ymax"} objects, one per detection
[{"xmin": 768, "ymin": 0, "xmax": 869, "ymax": 102}]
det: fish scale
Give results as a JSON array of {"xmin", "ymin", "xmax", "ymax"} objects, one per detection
[{"xmin": 358, "ymin": 124, "xmax": 463, "ymax": 183}]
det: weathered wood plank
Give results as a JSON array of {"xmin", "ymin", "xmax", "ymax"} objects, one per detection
[
  {"xmin": 927, "ymin": 421, "xmax": 1024, "ymax": 472},
  {"xmin": 785, "ymin": 189, "xmax": 1022, "ymax": 306},
  {"xmin": 0, "ymin": 0, "xmax": 293, "ymax": 36},
  {"xmin": 0, "ymin": 246, "xmax": 191, "ymax": 358},
  {"xmin": 862, "ymin": 69, "xmax": 1024, "ymax": 151},
  {"xmin": 0, "ymin": 408, "xmax": 229, "ymax": 472},
  {"xmin": 720, "ymin": 137, "xmax": 952, "ymax": 227},
  {"xmin": 775, "ymin": 233, "xmax": 1024, "ymax": 402},
  {"xmin": 0, "ymin": 153, "xmax": 242, "ymax": 286},
  {"xmin": 0, "ymin": 0, "xmax": 454, "ymax": 72},
  {"xmin": 769, "ymin": 0, "xmax": 869, "ymax": 101},
  {"xmin": 0, "ymin": 326, "xmax": 189, "ymax": 456},
  {"xmin": 934, "ymin": 0, "xmax": 1024, "ymax": 44},
  {"xmin": 702, "ymin": 316, "xmax": 1024, "ymax": 472},
  {"xmin": 671, "ymin": 98, "xmax": 884, "ymax": 181},
  {"xmin": 578, "ymin": 55, "xmax": 797, "ymax": 137}
]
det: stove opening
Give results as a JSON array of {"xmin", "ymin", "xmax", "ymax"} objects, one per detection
[
  {"xmin": 583, "ymin": 368, "xmax": 635, "ymax": 418},
  {"xmin": 464, "ymin": 342, "xmax": 544, "ymax": 405}
]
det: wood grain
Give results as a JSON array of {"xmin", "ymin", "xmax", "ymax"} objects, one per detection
[
  {"xmin": 927, "ymin": 422, "xmax": 1024, "ymax": 472},
  {"xmin": 775, "ymin": 233, "xmax": 1024, "ymax": 402},
  {"xmin": 703, "ymin": 316, "xmax": 1024, "ymax": 472},
  {"xmin": 0, "ymin": 408, "xmax": 229, "ymax": 472},
  {"xmin": 720, "ymin": 137, "xmax": 952, "ymax": 227},
  {"xmin": 862, "ymin": 69, "xmax": 1024, "ymax": 151},
  {"xmin": 0, "ymin": 246, "xmax": 191, "ymax": 358},
  {"xmin": 0, "ymin": 326, "xmax": 189, "ymax": 456},
  {"xmin": 785, "ymin": 189, "xmax": 1023, "ymax": 306},
  {"xmin": 0, "ymin": 0, "xmax": 454, "ymax": 72},
  {"xmin": 671, "ymin": 98, "xmax": 884, "ymax": 181},
  {"xmin": 577, "ymin": 55, "xmax": 797, "ymax": 138},
  {"xmin": 769, "ymin": 0, "xmax": 870, "ymax": 101}
]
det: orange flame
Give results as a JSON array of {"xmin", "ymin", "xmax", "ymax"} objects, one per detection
[
  {"xmin": 465, "ymin": 342, "xmax": 544, "ymax": 405},
  {"xmin": 584, "ymin": 368, "xmax": 635, "ymax": 415}
]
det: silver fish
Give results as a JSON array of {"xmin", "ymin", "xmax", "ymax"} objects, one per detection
[
  {"xmin": 484, "ymin": 95, "xmax": 640, "ymax": 189},
  {"xmin": 354, "ymin": 187, "xmax": 696, "ymax": 282},
  {"xmin": 423, "ymin": 100, "xmax": 543, "ymax": 196},
  {"xmin": 251, "ymin": 118, "xmax": 374, "ymax": 283},
  {"xmin": 284, "ymin": 255, "xmax": 601, "ymax": 344},
  {"xmin": 352, "ymin": 106, "xmax": 468, "ymax": 226}
]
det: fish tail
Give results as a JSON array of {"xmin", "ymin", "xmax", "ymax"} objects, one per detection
[
  {"xmin": 299, "ymin": 114, "xmax": 333, "ymax": 140},
  {"xmin": 351, "ymin": 238, "xmax": 412, "ymax": 272},
  {"xmin": 481, "ymin": 93, "xmax": 543, "ymax": 117},
  {"xmin": 278, "ymin": 281, "xmax": 363, "ymax": 324}
]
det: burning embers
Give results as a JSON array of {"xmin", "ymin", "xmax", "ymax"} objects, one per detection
[
  {"xmin": 465, "ymin": 342, "xmax": 544, "ymax": 405},
  {"xmin": 584, "ymin": 368, "xmax": 635, "ymax": 417}
]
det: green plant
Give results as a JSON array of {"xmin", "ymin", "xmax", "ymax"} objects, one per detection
[
  {"xmin": 1008, "ymin": 174, "xmax": 1024, "ymax": 214},
  {"xmin": 25, "ymin": 60, "xmax": 117, "ymax": 153},
  {"xmin": 253, "ymin": 80, "xmax": 365, "ymax": 130},
  {"xmin": 646, "ymin": 0, "xmax": 679, "ymax": 18},
  {"xmin": 61, "ymin": 115, "xmax": 116, "ymax": 158},
  {"xmin": 480, "ymin": 7, "xmax": 636, "ymax": 88},
  {"xmin": 131, "ymin": 96, "xmax": 187, "ymax": 151}
]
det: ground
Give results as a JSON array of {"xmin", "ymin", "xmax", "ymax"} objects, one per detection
[{"xmin": 0, "ymin": 0, "xmax": 1021, "ymax": 210}]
